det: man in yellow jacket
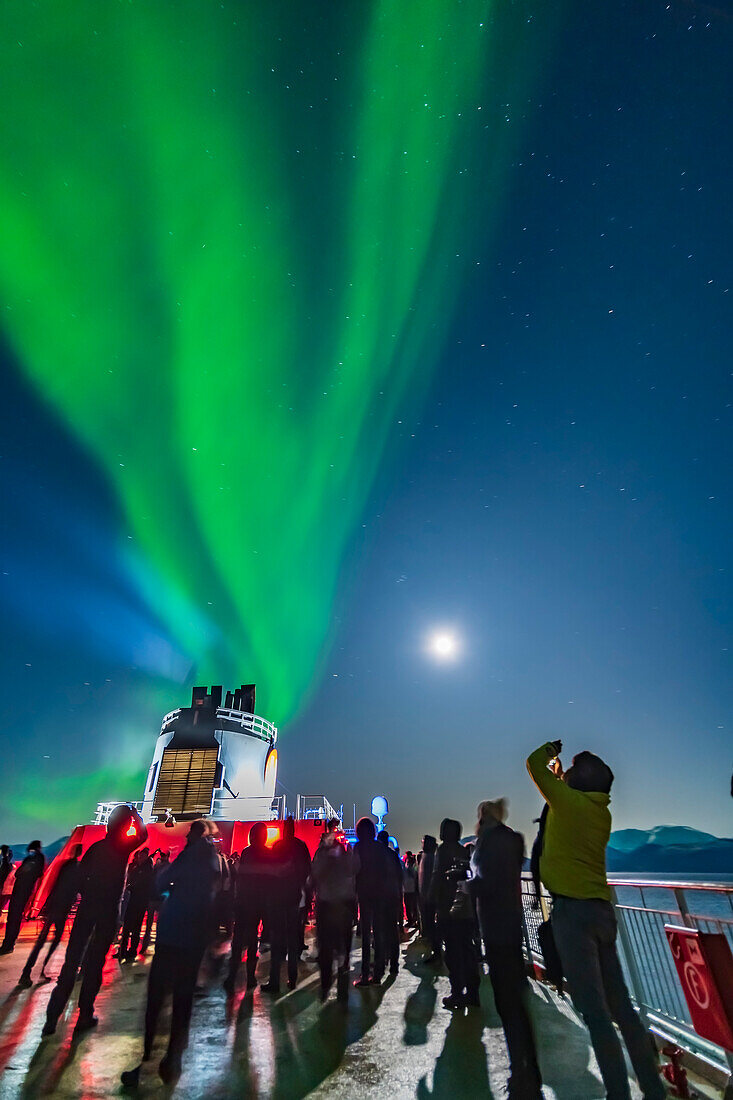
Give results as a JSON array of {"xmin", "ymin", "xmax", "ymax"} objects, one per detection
[{"xmin": 527, "ymin": 741, "xmax": 665, "ymax": 1100}]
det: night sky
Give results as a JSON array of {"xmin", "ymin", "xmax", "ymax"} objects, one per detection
[{"xmin": 1, "ymin": 1, "xmax": 730, "ymax": 851}]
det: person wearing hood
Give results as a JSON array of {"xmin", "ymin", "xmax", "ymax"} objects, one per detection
[
  {"xmin": 43, "ymin": 805, "xmax": 147, "ymax": 1036},
  {"xmin": 527, "ymin": 742, "xmax": 665, "ymax": 1100},
  {"xmin": 17, "ymin": 844, "xmax": 83, "ymax": 988},
  {"xmin": 311, "ymin": 818, "xmax": 359, "ymax": 1002},
  {"xmin": 471, "ymin": 798, "xmax": 543, "ymax": 1100},
  {"xmin": 417, "ymin": 834, "xmax": 440, "ymax": 963},
  {"xmin": 0, "ymin": 841, "xmax": 45, "ymax": 954},
  {"xmin": 271, "ymin": 816, "xmax": 312, "ymax": 991},
  {"xmin": 377, "ymin": 829, "xmax": 403, "ymax": 977},
  {"xmin": 224, "ymin": 821, "xmax": 285, "ymax": 996},
  {"xmin": 430, "ymin": 818, "xmax": 480, "ymax": 1010},
  {"xmin": 353, "ymin": 816, "xmax": 389, "ymax": 986},
  {"xmin": 121, "ymin": 820, "xmax": 220, "ymax": 1087}
]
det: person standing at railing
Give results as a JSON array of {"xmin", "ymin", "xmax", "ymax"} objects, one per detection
[{"xmin": 527, "ymin": 741, "xmax": 666, "ymax": 1100}]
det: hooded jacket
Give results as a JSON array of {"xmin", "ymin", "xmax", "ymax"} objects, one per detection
[
  {"xmin": 526, "ymin": 742, "xmax": 611, "ymax": 901},
  {"xmin": 11, "ymin": 849, "xmax": 45, "ymax": 904},
  {"xmin": 429, "ymin": 820, "xmax": 468, "ymax": 918},
  {"xmin": 354, "ymin": 837, "xmax": 390, "ymax": 900},
  {"xmin": 156, "ymin": 835, "xmax": 220, "ymax": 950},
  {"xmin": 312, "ymin": 835, "xmax": 359, "ymax": 903},
  {"xmin": 470, "ymin": 820, "xmax": 524, "ymax": 944}
]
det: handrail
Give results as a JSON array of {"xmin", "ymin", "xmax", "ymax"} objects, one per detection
[
  {"xmin": 158, "ymin": 707, "xmax": 277, "ymax": 743},
  {"xmin": 520, "ymin": 872, "xmax": 733, "ymax": 1082},
  {"xmin": 609, "ymin": 877, "xmax": 733, "ymax": 893}
]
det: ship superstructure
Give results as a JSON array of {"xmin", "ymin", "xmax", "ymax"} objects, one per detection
[{"xmin": 140, "ymin": 684, "xmax": 279, "ymax": 825}]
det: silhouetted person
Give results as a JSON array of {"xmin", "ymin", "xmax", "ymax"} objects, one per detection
[
  {"xmin": 120, "ymin": 846, "xmax": 155, "ymax": 961},
  {"xmin": 140, "ymin": 850, "xmax": 170, "ymax": 955},
  {"xmin": 418, "ymin": 834, "xmax": 440, "ymax": 962},
  {"xmin": 353, "ymin": 816, "xmax": 389, "ymax": 986},
  {"xmin": 430, "ymin": 818, "xmax": 480, "ymax": 1010},
  {"xmin": 271, "ymin": 817, "xmax": 312, "ymax": 990},
  {"xmin": 529, "ymin": 804, "xmax": 550, "ymax": 906},
  {"xmin": 403, "ymin": 852, "xmax": 419, "ymax": 927},
  {"xmin": 17, "ymin": 844, "xmax": 82, "ymax": 988},
  {"xmin": 0, "ymin": 845, "xmax": 13, "ymax": 899},
  {"xmin": 224, "ymin": 822, "xmax": 282, "ymax": 995},
  {"xmin": 377, "ymin": 829, "xmax": 403, "ymax": 976},
  {"xmin": 121, "ymin": 820, "xmax": 220, "ymax": 1087},
  {"xmin": 312, "ymin": 818, "xmax": 359, "ymax": 1001},
  {"xmin": 0, "ymin": 840, "xmax": 45, "ymax": 954},
  {"xmin": 527, "ymin": 741, "xmax": 666, "ymax": 1100},
  {"xmin": 472, "ymin": 798, "xmax": 543, "ymax": 1100},
  {"xmin": 43, "ymin": 805, "xmax": 146, "ymax": 1035}
]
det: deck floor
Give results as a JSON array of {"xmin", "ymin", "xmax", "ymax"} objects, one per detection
[{"xmin": 0, "ymin": 924, "xmax": 648, "ymax": 1099}]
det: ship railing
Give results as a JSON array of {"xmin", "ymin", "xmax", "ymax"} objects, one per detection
[
  {"xmin": 159, "ymin": 707, "xmax": 277, "ymax": 744},
  {"xmin": 520, "ymin": 872, "xmax": 733, "ymax": 1080},
  {"xmin": 295, "ymin": 794, "xmax": 340, "ymax": 822},
  {"xmin": 215, "ymin": 709, "xmax": 278, "ymax": 743},
  {"xmin": 210, "ymin": 790, "xmax": 285, "ymax": 821},
  {"xmin": 92, "ymin": 801, "xmax": 145, "ymax": 826}
]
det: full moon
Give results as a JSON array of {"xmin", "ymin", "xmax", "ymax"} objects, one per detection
[{"xmin": 427, "ymin": 630, "xmax": 460, "ymax": 661}]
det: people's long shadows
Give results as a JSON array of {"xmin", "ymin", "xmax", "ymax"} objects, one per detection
[
  {"xmin": 225, "ymin": 970, "xmax": 389, "ymax": 1100},
  {"xmin": 417, "ymin": 1011, "xmax": 494, "ymax": 1099},
  {"xmin": 0, "ymin": 989, "xmax": 40, "ymax": 1075},
  {"xmin": 0, "ymin": 985, "xmax": 23, "ymax": 1029},
  {"xmin": 525, "ymin": 984, "xmax": 608, "ymax": 1099},
  {"xmin": 270, "ymin": 979, "xmax": 389, "ymax": 1100},
  {"xmin": 403, "ymin": 940, "xmax": 439, "ymax": 1045},
  {"xmin": 20, "ymin": 1027, "xmax": 85, "ymax": 1098}
]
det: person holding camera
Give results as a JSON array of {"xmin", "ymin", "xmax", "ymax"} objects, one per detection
[
  {"xmin": 527, "ymin": 741, "xmax": 665, "ymax": 1100},
  {"xmin": 429, "ymin": 818, "xmax": 480, "ymax": 1010}
]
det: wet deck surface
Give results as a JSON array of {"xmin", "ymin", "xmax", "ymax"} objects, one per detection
[{"xmin": 0, "ymin": 924, "xmax": 647, "ymax": 1099}]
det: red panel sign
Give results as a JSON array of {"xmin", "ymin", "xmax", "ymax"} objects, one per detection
[{"xmin": 665, "ymin": 925, "xmax": 733, "ymax": 1052}]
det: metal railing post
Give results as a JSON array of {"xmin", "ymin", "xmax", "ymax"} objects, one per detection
[
  {"xmin": 673, "ymin": 887, "xmax": 695, "ymax": 930},
  {"xmin": 610, "ymin": 884, "xmax": 652, "ymax": 1029}
]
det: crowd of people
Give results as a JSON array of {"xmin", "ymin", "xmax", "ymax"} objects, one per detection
[{"xmin": 0, "ymin": 742, "xmax": 668, "ymax": 1099}]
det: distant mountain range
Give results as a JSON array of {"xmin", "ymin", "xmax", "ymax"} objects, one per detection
[
  {"xmin": 607, "ymin": 826, "xmax": 733, "ymax": 874},
  {"xmin": 6, "ymin": 826, "xmax": 732, "ymax": 876},
  {"xmin": 4, "ymin": 837, "xmax": 70, "ymax": 863}
]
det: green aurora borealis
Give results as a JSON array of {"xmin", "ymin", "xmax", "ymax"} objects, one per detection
[{"xmin": 0, "ymin": 1, "xmax": 546, "ymax": 738}]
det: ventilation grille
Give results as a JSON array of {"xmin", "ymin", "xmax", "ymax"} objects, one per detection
[{"xmin": 152, "ymin": 748, "xmax": 218, "ymax": 816}]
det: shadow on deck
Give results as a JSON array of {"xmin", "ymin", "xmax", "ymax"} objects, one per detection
[{"xmin": 0, "ymin": 927, "xmax": 645, "ymax": 1099}]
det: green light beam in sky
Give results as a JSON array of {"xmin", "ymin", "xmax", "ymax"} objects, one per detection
[{"xmin": 0, "ymin": 0, "xmax": 548, "ymax": 728}]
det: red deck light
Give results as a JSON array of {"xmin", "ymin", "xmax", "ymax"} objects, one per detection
[{"xmin": 266, "ymin": 825, "xmax": 280, "ymax": 847}]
